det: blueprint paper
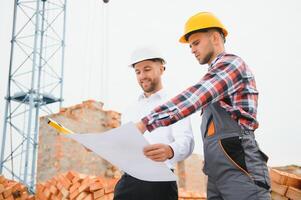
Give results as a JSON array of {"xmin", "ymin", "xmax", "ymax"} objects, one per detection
[{"xmin": 67, "ymin": 122, "xmax": 176, "ymax": 182}]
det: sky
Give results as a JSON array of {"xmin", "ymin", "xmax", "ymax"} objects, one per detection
[{"xmin": 1, "ymin": 0, "xmax": 301, "ymax": 167}]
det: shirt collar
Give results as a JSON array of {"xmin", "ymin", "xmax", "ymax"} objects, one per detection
[
  {"xmin": 208, "ymin": 51, "xmax": 226, "ymax": 70},
  {"xmin": 138, "ymin": 89, "xmax": 167, "ymax": 101}
]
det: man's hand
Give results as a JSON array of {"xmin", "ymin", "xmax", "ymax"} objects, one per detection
[
  {"xmin": 143, "ymin": 143, "xmax": 174, "ymax": 162},
  {"xmin": 135, "ymin": 121, "xmax": 147, "ymax": 134}
]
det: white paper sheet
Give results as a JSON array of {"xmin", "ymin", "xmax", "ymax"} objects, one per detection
[{"xmin": 66, "ymin": 122, "xmax": 176, "ymax": 182}]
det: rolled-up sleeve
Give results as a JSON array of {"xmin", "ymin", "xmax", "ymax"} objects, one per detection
[{"xmin": 141, "ymin": 58, "xmax": 245, "ymax": 132}]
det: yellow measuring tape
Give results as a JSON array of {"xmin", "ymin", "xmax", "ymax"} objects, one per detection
[{"xmin": 47, "ymin": 118, "xmax": 73, "ymax": 134}]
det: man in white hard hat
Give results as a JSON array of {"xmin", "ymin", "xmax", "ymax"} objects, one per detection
[
  {"xmin": 135, "ymin": 12, "xmax": 271, "ymax": 200},
  {"xmin": 113, "ymin": 47, "xmax": 194, "ymax": 200}
]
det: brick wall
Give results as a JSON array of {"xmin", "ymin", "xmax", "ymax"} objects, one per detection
[{"xmin": 37, "ymin": 100, "xmax": 121, "ymax": 183}]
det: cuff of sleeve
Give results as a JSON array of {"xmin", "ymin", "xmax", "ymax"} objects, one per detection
[
  {"xmin": 141, "ymin": 116, "xmax": 155, "ymax": 132},
  {"xmin": 168, "ymin": 143, "xmax": 178, "ymax": 163}
]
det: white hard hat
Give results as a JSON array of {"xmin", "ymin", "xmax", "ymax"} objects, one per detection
[{"xmin": 129, "ymin": 46, "xmax": 166, "ymax": 67}]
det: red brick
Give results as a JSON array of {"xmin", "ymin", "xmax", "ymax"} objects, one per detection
[
  {"xmin": 286, "ymin": 186, "xmax": 301, "ymax": 199},
  {"xmin": 69, "ymin": 189, "xmax": 79, "ymax": 200},
  {"xmin": 78, "ymin": 182, "xmax": 90, "ymax": 194},
  {"xmin": 0, "ymin": 184, "xmax": 4, "ymax": 193},
  {"xmin": 93, "ymin": 189, "xmax": 105, "ymax": 199},
  {"xmin": 70, "ymin": 181, "xmax": 81, "ymax": 194},
  {"xmin": 4, "ymin": 195, "xmax": 14, "ymax": 200},
  {"xmin": 66, "ymin": 171, "xmax": 78, "ymax": 182},
  {"xmin": 27, "ymin": 195, "xmax": 35, "ymax": 200},
  {"xmin": 271, "ymin": 191, "xmax": 288, "ymax": 200},
  {"xmin": 58, "ymin": 174, "xmax": 72, "ymax": 190},
  {"xmin": 0, "ymin": 176, "xmax": 5, "ymax": 184},
  {"xmin": 75, "ymin": 191, "xmax": 89, "ymax": 200},
  {"xmin": 60, "ymin": 187, "xmax": 70, "ymax": 198},
  {"xmin": 89, "ymin": 182, "xmax": 103, "ymax": 192},
  {"xmin": 83, "ymin": 193, "xmax": 93, "ymax": 200},
  {"xmin": 3, "ymin": 186, "xmax": 13, "ymax": 198},
  {"xmin": 43, "ymin": 188, "xmax": 51, "ymax": 199},
  {"xmin": 270, "ymin": 168, "xmax": 301, "ymax": 188},
  {"xmin": 271, "ymin": 181, "xmax": 288, "ymax": 196}
]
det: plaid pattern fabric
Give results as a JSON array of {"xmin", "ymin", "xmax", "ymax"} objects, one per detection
[{"xmin": 141, "ymin": 53, "xmax": 259, "ymax": 132}]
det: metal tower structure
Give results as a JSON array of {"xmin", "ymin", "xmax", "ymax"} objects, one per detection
[{"xmin": 0, "ymin": 0, "xmax": 67, "ymax": 192}]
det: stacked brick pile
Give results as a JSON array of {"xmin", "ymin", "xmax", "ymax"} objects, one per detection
[
  {"xmin": 0, "ymin": 175, "xmax": 34, "ymax": 200},
  {"xmin": 36, "ymin": 171, "xmax": 118, "ymax": 200},
  {"xmin": 34, "ymin": 171, "xmax": 207, "ymax": 200},
  {"xmin": 270, "ymin": 168, "xmax": 301, "ymax": 200}
]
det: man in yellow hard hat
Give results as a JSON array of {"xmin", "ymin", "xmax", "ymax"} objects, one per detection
[
  {"xmin": 114, "ymin": 46, "xmax": 194, "ymax": 200},
  {"xmin": 136, "ymin": 12, "xmax": 271, "ymax": 199}
]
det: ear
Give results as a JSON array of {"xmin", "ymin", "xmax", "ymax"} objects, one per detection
[
  {"xmin": 160, "ymin": 65, "xmax": 165, "ymax": 74},
  {"xmin": 213, "ymin": 31, "xmax": 223, "ymax": 44},
  {"xmin": 209, "ymin": 31, "xmax": 216, "ymax": 43}
]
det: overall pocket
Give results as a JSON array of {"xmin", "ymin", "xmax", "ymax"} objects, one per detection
[{"xmin": 219, "ymin": 136, "xmax": 251, "ymax": 177}]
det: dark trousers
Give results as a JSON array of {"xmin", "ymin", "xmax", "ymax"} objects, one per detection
[{"xmin": 113, "ymin": 173, "xmax": 178, "ymax": 200}]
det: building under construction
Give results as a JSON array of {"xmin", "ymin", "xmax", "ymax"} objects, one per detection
[
  {"xmin": 0, "ymin": 0, "xmax": 208, "ymax": 199},
  {"xmin": 0, "ymin": 0, "xmax": 301, "ymax": 200}
]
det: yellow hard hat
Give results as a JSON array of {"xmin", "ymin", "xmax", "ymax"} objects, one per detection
[{"xmin": 179, "ymin": 12, "xmax": 228, "ymax": 43}]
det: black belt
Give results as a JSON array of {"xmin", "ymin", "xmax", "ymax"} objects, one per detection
[{"xmin": 124, "ymin": 169, "xmax": 174, "ymax": 177}]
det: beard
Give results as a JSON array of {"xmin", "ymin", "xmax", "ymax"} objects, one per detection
[
  {"xmin": 140, "ymin": 79, "xmax": 158, "ymax": 94},
  {"xmin": 199, "ymin": 50, "xmax": 214, "ymax": 65}
]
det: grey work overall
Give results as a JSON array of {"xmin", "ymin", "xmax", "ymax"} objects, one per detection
[{"xmin": 201, "ymin": 102, "xmax": 271, "ymax": 200}]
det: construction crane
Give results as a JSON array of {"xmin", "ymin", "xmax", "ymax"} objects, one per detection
[{"xmin": 0, "ymin": 0, "xmax": 110, "ymax": 193}]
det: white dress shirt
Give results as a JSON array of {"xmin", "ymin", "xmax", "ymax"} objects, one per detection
[{"xmin": 122, "ymin": 89, "xmax": 195, "ymax": 169}]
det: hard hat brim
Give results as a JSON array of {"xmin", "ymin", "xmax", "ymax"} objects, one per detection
[
  {"xmin": 129, "ymin": 57, "xmax": 166, "ymax": 68},
  {"xmin": 179, "ymin": 28, "xmax": 228, "ymax": 43},
  {"xmin": 179, "ymin": 35, "xmax": 188, "ymax": 43}
]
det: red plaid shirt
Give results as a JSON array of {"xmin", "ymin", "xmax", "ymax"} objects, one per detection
[{"xmin": 141, "ymin": 52, "xmax": 259, "ymax": 132}]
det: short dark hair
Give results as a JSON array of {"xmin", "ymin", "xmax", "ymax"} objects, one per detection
[{"xmin": 185, "ymin": 27, "xmax": 226, "ymax": 43}]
